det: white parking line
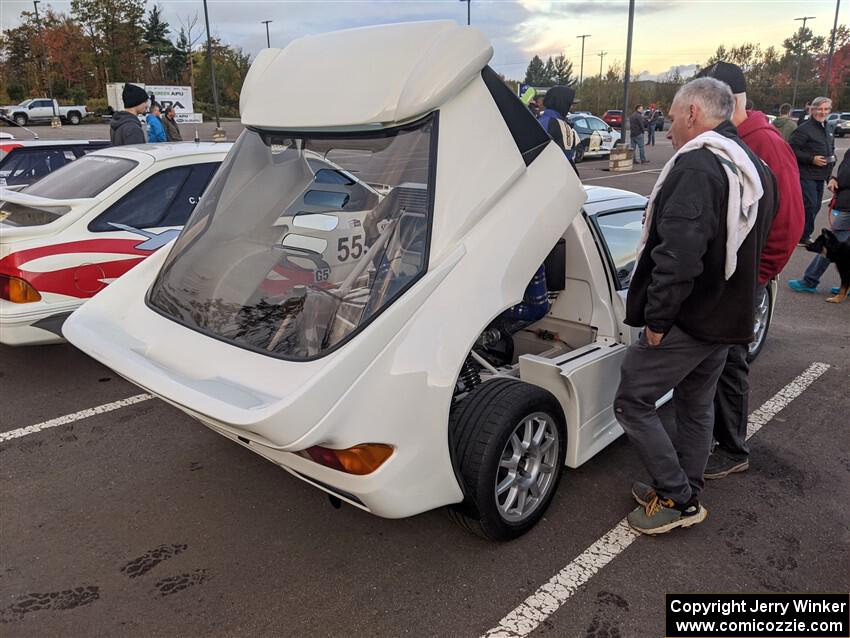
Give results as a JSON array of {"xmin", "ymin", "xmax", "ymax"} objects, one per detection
[
  {"xmin": 582, "ymin": 168, "xmax": 661, "ymax": 181},
  {"xmin": 481, "ymin": 361, "xmax": 831, "ymax": 638},
  {"xmin": 0, "ymin": 394, "xmax": 154, "ymax": 443}
]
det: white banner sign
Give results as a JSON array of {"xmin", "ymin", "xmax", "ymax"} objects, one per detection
[{"xmin": 146, "ymin": 85, "xmax": 194, "ymax": 114}]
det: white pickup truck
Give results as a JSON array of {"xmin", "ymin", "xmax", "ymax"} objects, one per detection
[{"xmin": 0, "ymin": 99, "xmax": 88, "ymax": 126}]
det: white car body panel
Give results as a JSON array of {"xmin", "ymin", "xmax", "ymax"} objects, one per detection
[
  {"xmin": 0, "ymin": 143, "xmax": 231, "ymax": 345},
  {"xmin": 62, "ymin": 22, "xmax": 777, "ymax": 524}
]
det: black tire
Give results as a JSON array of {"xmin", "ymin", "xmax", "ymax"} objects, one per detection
[
  {"xmin": 747, "ymin": 284, "xmax": 773, "ymax": 362},
  {"xmin": 67, "ymin": 111, "xmax": 81, "ymax": 125},
  {"xmin": 13, "ymin": 113, "xmax": 27, "ymax": 127},
  {"xmin": 574, "ymin": 143, "xmax": 586, "ymax": 163},
  {"xmin": 448, "ymin": 378, "xmax": 567, "ymax": 541}
]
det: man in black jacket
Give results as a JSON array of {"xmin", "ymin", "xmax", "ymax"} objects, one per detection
[
  {"xmin": 613, "ymin": 77, "xmax": 776, "ymax": 535},
  {"xmin": 789, "ymin": 96, "xmax": 835, "ymax": 244},
  {"xmin": 629, "ymin": 105, "xmax": 648, "ymax": 163},
  {"xmin": 109, "ymin": 84, "xmax": 148, "ymax": 146}
]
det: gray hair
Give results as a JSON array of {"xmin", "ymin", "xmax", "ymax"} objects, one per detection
[
  {"xmin": 811, "ymin": 96, "xmax": 832, "ymax": 109},
  {"xmin": 673, "ymin": 77, "xmax": 735, "ymax": 121}
]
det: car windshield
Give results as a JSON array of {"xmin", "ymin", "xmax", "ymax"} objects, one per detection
[
  {"xmin": 148, "ymin": 114, "xmax": 436, "ymax": 360},
  {"xmin": 23, "ymin": 154, "xmax": 138, "ymax": 200}
]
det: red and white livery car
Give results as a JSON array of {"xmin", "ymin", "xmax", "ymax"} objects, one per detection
[{"xmin": 0, "ymin": 142, "xmax": 231, "ymax": 345}]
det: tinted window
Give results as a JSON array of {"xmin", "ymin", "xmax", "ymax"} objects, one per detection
[
  {"xmin": 592, "ymin": 208, "xmax": 645, "ymax": 289},
  {"xmin": 312, "ymin": 168, "xmax": 355, "ymax": 185},
  {"xmin": 160, "ymin": 162, "xmax": 219, "ymax": 227},
  {"xmin": 571, "ymin": 118, "xmax": 590, "ymax": 132},
  {"xmin": 480, "ymin": 66, "xmax": 551, "ymax": 166},
  {"xmin": 588, "ymin": 118, "xmax": 608, "ymax": 131},
  {"xmin": 0, "ymin": 149, "xmax": 72, "ymax": 186},
  {"xmin": 303, "ymin": 189, "xmax": 350, "ymax": 209},
  {"xmin": 90, "ymin": 163, "xmax": 218, "ymax": 231},
  {"xmin": 24, "ymin": 155, "xmax": 137, "ymax": 199}
]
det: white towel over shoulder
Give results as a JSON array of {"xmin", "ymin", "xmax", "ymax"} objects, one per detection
[{"xmin": 638, "ymin": 131, "xmax": 764, "ymax": 280}]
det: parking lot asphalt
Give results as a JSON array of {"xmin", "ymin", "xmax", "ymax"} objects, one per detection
[{"xmin": 1, "ymin": 123, "xmax": 848, "ymax": 638}]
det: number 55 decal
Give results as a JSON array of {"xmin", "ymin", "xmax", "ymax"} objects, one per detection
[{"xmin": 337, "ymin": 235, "xmax": 364, "ymax": 261}]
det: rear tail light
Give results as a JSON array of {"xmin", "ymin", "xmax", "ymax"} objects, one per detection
[
  {"xmin": 299, "ymin": 444, "xmax": 393, "ymax": 475},
  {"xmin": 0, "ymin": 274, "xmax": 42, "ymax": 303}
]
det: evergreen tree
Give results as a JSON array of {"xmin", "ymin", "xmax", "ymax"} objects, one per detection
[
  {"xmin": 524, "ymin": 55, "xmax": 547, "ymax": 85},
  {"xmin": 543, "ymin": 56, "xmax": 556, "ymax": 85},
  {"xmin": 166, "ymin": 27, "xmax": 190, "ymax": 83},
  {"xmin": 553, "ymin": 54, "xmax": 576, "ymax": 86}
]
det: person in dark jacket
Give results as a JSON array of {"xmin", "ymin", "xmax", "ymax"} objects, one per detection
[
  {"xmin": 162, "ymin": 106, "xmax": 182, "ymax": 141},
  {"xmin": 614, "ymin": 77, "xmax": 776, "ymax": 535},
  {"xmin": 629, "ymin": 105, "xmax": 647, "ymax": 163},
  {"xmin": 697, "ymin": 62, "xmax": 802, "ymax": 479},
  {"xmin": 109, "ymin": 84, "xmax": 148, "ymax": 146},
  {"xmin": 788, "ymin": 149, "xmax": 850, "ymax": 300},
  {"xmin": 537, "ymin": 86, "xmax": 579, "ymax": 173},
  {"xmin": 789, "ymin": 96, "xmax": 835, "ymax": 244}
]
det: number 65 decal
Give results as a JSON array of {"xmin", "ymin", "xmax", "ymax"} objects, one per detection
[{"xmin": 337, "ymin": 235, "xmax": 364, "ymax": 261}]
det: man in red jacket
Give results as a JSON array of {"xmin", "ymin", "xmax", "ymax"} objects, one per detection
[{"xmin": 697, "ymin": 62, "xmax": 803, "ymax": 478}]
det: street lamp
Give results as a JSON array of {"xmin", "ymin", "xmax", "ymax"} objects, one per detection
[
  {"xmin": 622, "ymin": 0, "xmax": 635, "ymax": 148},
  {"xmin": 576, "ymin": 34, "xmax": 591, "ymax": 87},
  {"xmin": 201, "ymin": 0, "xmax": 224, "ymax": 140},
  {"xmin": 32, "ymin": 0, "xmax": 60, "ymax": 128},
  {"xmin": 791, "ymin": 15, "xmax": 816, "ymax": 109},
  {"xmin": 261, "ymin": 20, "xmax": 272, "ymax": 48},
  {"xmin": 824, "ymin": 0, "xmax": 841, "ymax": 95}
]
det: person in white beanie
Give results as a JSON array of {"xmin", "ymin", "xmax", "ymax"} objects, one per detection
[{"xmin": 613, "ymin": 77, "xmax": 777, "ymax": 535}]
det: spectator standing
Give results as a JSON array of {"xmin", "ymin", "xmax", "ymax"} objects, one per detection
[
  {"xmin": 772, "ymin": 103, "xmax": 797, "ymax": 142},
  {"xmin": 537, "ymin": 86, "xmax": 579, "ymax": 168},
  {"xmin": 146, "ymin": 102, "xmax": 167, "ymax": 143},
  {"xmin": 797, "ymin": 101, "xmax": 811, "ymax": 124},
  {"xmin": 109, "ymin": 84, "xmax": 147, "ymax": 146},
  {"xmin": 697, "ymin": 62, "xmax": 801, "ymax": 479},
  {"xmin": 647, "ymin": 109, "xmax": 659, "ymax": 146},
  {"xmin": 629, "ymin": 105, "xmax": 648, "ymax": 163},
  {"xmin": 788, "ymin": 149, "xmax": 850, "ymax": 301},
  {"xmin": 162, "ymin": 106, "xmax": 183, "ymax": 141},
  {"xmin": 789, "ymin": 97, "xmax": 835, "ymax": 244},
  {"xmin": 614, "ymin": 78, "xmax": 776, "ymax": 535}
]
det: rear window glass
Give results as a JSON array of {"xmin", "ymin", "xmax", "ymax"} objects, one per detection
[{"xmin": 23, "ymin": 155, "xmax": 137, "ymax": 199}]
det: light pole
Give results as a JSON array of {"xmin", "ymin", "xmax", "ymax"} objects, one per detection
[
  {"xmin": 597, "ymin": 51, "xmax": 607, "ymax": 114},
  {"xmin": 576, "ymin": 34, "xmax": 591, "ymax": 86},
  {"xmin": 202, "ymin": 0, "xmax": 224, "ymax": 140},
  {"xmin": 622, "ymin": 0, "xmax": 635, "ymax": 148},
  {"xmin": 261, "ymin": 20, "xmax": 272, "ymax": 48},
  {"xmin": 791, "ymin": 15, "xmax": 816, "ymax": 109},
  {"xmin": 823, "ymin": 0, "xmax": 841, "ymax": 95},
  {"xmin": 459, "ymin": 0, "xmax": 470, "ymax": 26},
  {"xmin": 32, "ymin": 0, "xmax": 60, "ymax": 128}
]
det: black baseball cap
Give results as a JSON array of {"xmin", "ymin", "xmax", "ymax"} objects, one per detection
[{"xmin": 697, "ymin": 61, "xmax": 746, "ymax": 94}]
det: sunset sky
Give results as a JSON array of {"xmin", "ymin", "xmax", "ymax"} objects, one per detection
[{"xmin": 1, "ymin": 0, "xmax": 844, "ymax": 80}]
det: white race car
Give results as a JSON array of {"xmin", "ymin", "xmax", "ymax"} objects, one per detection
[
  {"xmin": 64, "ymin": 22, "xmax": 775, "ymax": 541},
  {"xmin": 0, "ymin": 142, "xmax": 232, "ymax": 345}
]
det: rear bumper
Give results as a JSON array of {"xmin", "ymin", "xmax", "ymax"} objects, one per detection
[{"xmin": 0, "ymin": 300, "xmax": 78, "ymax": 345}]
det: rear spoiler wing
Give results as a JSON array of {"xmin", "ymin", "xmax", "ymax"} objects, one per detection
[{"xmin": 0, "ymin": 188, "xmax": 97, "ymax": 209}]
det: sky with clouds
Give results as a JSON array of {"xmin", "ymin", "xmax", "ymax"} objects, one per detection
[{"xmin": 0, "ymin": 0, "xmax": 844, "ymax": 81}]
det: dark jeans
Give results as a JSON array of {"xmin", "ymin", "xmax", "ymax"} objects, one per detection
[
  {"xmin": 712, "ymin": 343, "xmax": 750, "ymax": 460},
  {"xmin": 614, "ymin": 326, "xmax": 729, "ymax": 504},
  {"xmin": 800, "ymin": 178, "xmax": 825, "ymax": 242},
  {"xmin": 647, "ymin": 125, "xmax": 655, "ymax": 146}
]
